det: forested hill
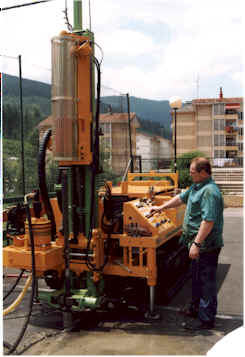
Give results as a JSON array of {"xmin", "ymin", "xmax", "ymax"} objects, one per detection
[
  {"xmin": 100, "ymin": 95, "xmax": 171, "ymax": 125},
  {"xmin": 3, "ymin": 74, "xmax": 51, "ymax": 118},
  {"xmin": 100, "ymin": 95, "xmax": 172, "ymax": 139},
  {"xmin": 3, "ymin": 74, "xmax": 51, "ymax": 98},
  {"xmin": 3, "ymin": 74, "xmax": 172, "ymax": 139}
]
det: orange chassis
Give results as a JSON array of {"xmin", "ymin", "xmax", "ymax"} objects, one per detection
[{"xmin": 3, "ymin": 172, "xmax": 185, "ymax": 294}]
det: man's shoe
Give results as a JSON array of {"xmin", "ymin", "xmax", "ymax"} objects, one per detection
[{"xmin": 183, "ymin": 319, "xmax": 214, "ymax": 330}]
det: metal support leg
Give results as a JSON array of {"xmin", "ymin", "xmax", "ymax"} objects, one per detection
[
  {"xmin": 144, "ymin": 286, "xmax": 161, "ymax": 320},
  {"xmin": 150, "ymin": 286, "xmax": 155, "ymax": 314}
]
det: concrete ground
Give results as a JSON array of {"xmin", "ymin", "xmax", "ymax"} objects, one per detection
[{"xmin": 2, "ymin": 207, "xmax": 244, "ymax": 355}]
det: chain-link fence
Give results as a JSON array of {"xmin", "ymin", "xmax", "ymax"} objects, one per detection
[
  {"xmin": 1, "ymin": 55, "xmax": 51, "ymax": 201},
  {"xmin": 1, "ymin": 56, "xmax": 132, "ymax": 201},
  {"xmin": 1, "ymin": 56, "xmax": 243, "ymax": 203}
]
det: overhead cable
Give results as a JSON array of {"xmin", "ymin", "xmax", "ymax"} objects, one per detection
[{"xmin": 1, "ymin": 0, "xmax": 55, "ymax": 11}]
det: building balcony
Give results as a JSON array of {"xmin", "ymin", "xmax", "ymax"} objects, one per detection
[
  {"xmin": 225, "ymin": 126, "xmax": 239, "ymax": 134},
  {"xmin": 213, "ymin": 113, "xmax": 238, "ymax": 120},
  {"xmin": 224, "ymin": 145, "xmax": 238, "ymax": 151},
  {"xmin": 226, "ymin": 142, "xmax": 237, "ymax": 146}
]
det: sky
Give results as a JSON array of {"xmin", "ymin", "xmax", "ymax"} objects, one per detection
[{"xmin": 0, "ymin": 0, "xmax": 244, "ymax": 101}]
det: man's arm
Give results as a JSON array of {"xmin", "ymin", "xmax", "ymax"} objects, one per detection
[{"xmin": 151, "ymin": 194, "xmax": 183, "ymax": 213}]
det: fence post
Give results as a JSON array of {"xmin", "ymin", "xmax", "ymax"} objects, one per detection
[{"xmin": 19, "ymin": 55, "xmax": 25, "ymax": 196}]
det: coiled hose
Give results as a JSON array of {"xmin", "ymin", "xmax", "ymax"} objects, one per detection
[
  {"xmin": 3, "ymin": 276, "xmax": 32, "ymax": 316},
  {"xmin": 3, "ymin": 269, "xmax": 26, "ymax": 301},
  {"xmin": 4, "ymin": 201, "xmax": 36, "ymax": 355}
]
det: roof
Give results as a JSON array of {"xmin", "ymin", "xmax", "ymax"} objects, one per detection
[
  {"xmin": 177, "ymin": 103, "xmax": 195, "ymax": 113},
  {"xmin": 38, "ymin": 112, "xmax": 140, "ymax": 129},
  {"xmin": 192, "ymin": 97, "xmax": 243, "ymax": 105},
  {"xmin": 175, "ymin": 97, "xmax": 244, "ymax": 114},
  {"xmin": 38, "ymin": 116, "xmax": 53, "ymax": 128},
  {"xmin": 100, "ymin": 112, "xmax": 135, "ymax": 122},
  {"xmin": 99, "ymin": 112, "xmax": 140, "ymax": 127}
]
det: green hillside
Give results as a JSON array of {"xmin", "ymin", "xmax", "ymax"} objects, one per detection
[
  {"xmin": 2, "ymin": 74, "xmax": 172, "ymax": 197},
  {"xmin": 100, "ymin": 95, "xmax": 172, "ymax": 139},
  {"xmin": 3, "ymin": 74, "xmax": 51, "ymax": 99},
  {"xmin": 100, "ymin": 95, "xmax": 171, "ymax": 125},
  {"xmin": 3, "ymin": 74, "xmax": 51, "ymax": 117},
  {"xmin": 2, "ymin": 74, "xmax": 172, "ymax": 139}
]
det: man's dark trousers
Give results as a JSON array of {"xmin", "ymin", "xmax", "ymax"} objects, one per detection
[{"xmin": 191, "ymin": 248, "xmax": 221, "ymax": 323}]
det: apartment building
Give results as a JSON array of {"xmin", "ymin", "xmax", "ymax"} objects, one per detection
[
  {"xmin": 99, "ymin": 112, "xmax": 140, "ymax": 175},
  {"xmin": 136, "ymin": 132, "xmax": 172, "ymax": 171},
  {"xmin": 173, "ymin": 88, "xmax": 243, "ymax": 166}
]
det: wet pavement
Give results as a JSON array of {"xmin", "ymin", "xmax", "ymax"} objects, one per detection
[{"xmin": 2, "ymin": 207, "xmax": 243, "ymax": 355}]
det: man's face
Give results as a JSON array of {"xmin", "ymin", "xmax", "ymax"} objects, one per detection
[{"xmin": 190, "ymin": 163, "xmax": 204, "ymax": 183}]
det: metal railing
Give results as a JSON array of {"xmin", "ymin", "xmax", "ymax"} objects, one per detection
[{"xmin": 3, "ymin": 154, "xmax": 243, "ymax": 204}]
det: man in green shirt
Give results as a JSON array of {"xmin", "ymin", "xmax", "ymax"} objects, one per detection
[{"xmin": 152, "ymin": 157, "xmax": 224, "ymax": 330}]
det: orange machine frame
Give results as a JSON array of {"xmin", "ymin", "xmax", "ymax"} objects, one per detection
[
  {"xmin": 57, "ymin": 31, "xmax": 93, "ymax": 166},
  {"xmin": 3, "ymin": 173, "xmax": 185, "ymax": 290}
]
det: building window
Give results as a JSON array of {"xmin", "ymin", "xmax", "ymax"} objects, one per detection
[
  {"xmin": 238, "ymin": 111, "xmax": 243, "ymax": 120},
  {"xmin": 238, "ymin": 127, "xmax": 243, "ymax": 136},
  {"xmin": 213, "ymin": 103, "xmax": 225, "ymax": 115},
  {"xmin": 214, "ymin": 135, "xmax": 225, "ymax": 146},
  {"xmin": 214, "ymin": 119, "xmax": 225, "ymax": 130},
  {"xmin": 226, "ymin": 136, "xmax": 236, "ymax": 146},
  {"xmin": 214, "ymin": 150, "xmax": 225, "ymax": 158},
  {"xmin": 226, "ymin": 151, "xmax": 237, "ymax": 158},
  {"xmin": 225, "ymin": 109, "xmax": 238, "ymax": 115}
]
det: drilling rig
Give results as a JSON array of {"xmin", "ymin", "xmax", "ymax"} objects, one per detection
[{"xmin": 3, "ymin": 1, "xmax": 189, "ymax": 330}]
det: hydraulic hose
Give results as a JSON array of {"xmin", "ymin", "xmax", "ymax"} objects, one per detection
[
  {"xmin": 3, "ymin": 269, "xmax": 26, "ymax": 301},
  {"xmin": 4, "ymin": 201, "xmax": 36, "ymax": 355},
  {"xmin": 38, "ymin": 128, "xmax": 56, "ymax": 240},
  {"xmin": 85, "ymin": 54, "xmax": 104, "ymax": 272},
  {"xmin": 3, "ymin": 276, "xmax": 32, "ymax": 316},
  {"xmin": 92, "ymin": 55, "xmax": 101, "ymax": 174}
]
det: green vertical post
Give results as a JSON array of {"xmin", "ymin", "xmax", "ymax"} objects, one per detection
[
  {"xmin": 127, "ymin": 93, "xmax": 134, "ymax": 172},
  {"xmin": 19, "ymin": 55, "xmax": 25, "ymax": 196},
  {"xmin": 67, "ymin": 167, "xmax": 74, "ymax": 237},
  {"xmin": 73, "ymin": 0, "xmax": 83, "ymax": 33},
  {"xmin": 72, "ymin": 1, "xmax": 99, "ymax": 237}
]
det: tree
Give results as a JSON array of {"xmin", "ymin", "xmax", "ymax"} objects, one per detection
[
  {"xmin": 2, "ymin": 159, "xmax": 18, "ymax": 195},
  {"xmin": 173, "ymin": 151, "xmax": 206, "ymax": 188},
  {"xmin": 3, "ymin": 103, "xmax": 19, "ymax": 139}
]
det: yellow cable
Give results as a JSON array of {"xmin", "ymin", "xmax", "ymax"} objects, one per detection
[{"xmin": 3, "ymin": 276, "xmax": 32, "ymax": 316}]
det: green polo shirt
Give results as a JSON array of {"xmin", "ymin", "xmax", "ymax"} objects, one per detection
[{"xmin": 179, "ymin": 177, "xmax": 224, "ymax": 252}]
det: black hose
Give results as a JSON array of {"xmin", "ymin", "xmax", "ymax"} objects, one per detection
[
  {"xmin": 85, "ymin": 166, "xmax": 98, "ymax": 271},
  {"xmin": 5, "ymin": 202, "xmax": 36, "ymax": 355},
  {"xmin": 85, "ymin": 55, "xmax": 105, "ymax": 272},
  {"xmin": 92, "ymin": 55, "xmax": 101, "ymax": 174},
  {"xmin": 4, "ymin": 341, "xmax": 12, "ymax": 350},
  {"xmin": 3, "ymin": 269, "xmax": 25, "ymax": 301},
  {"xmin": 38, "ymin": 128, "xmax": 56, "ymax": 240}
]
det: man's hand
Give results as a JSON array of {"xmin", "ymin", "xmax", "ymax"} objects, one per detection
[
  {"xmin": 189, "ymin": 243, "xmax": 200, "ymax": 260},
  {"xmin": 150, "ymin": 205, "xmax": 164, "ymax": 214}
]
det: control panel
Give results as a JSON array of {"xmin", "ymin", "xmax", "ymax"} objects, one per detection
[{"xmin": 123, "ymin": 197, "xmax": 176, "ymax": 238}]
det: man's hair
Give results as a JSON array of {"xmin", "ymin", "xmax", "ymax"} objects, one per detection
[{"xmin": 191, "ymin": 157, "xmax": 212, "ymax": 175}]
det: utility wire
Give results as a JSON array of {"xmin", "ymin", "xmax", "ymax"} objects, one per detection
[
  {"xmin": 0, "ymin": 54, "xmax": 18, "ymax": 60},
  {"xmin": 1, "ymin": 0, "xmax": 55, "ymax": 11}
]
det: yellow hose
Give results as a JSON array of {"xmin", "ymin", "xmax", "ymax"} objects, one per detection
[{"xmin": 3, "ymin": 275, "xmax": 32, "ymax": 316}]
